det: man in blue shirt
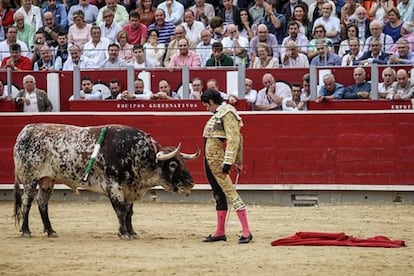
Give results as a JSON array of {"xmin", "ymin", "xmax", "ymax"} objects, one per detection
[
  {"xmin": 316, "ymin": 73, "xmax": 345, "ymax": 102},
  {"xmin": 42, "ymin": 0, "xmax": 68, "ymax": 30},
  {"xmin": 344, "ymin": 67, "xmax": 371, "ymax": 99},
  {"xmin": 388, "ymin": 38, "xmax": 414, "ymax": 65},
  {"xmin": 310, "ymin": 39, "xmax": 341, "ymax": 66}
]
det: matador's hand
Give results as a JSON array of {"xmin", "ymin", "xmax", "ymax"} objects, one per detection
[{"xmin": 222, "ymin": 164, "xmax": 231, "ymax": 174}]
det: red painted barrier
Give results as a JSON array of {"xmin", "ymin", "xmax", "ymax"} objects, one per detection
[{"xmin": 1, "ymin": 111, "xmax": 413, "ymax": 187}]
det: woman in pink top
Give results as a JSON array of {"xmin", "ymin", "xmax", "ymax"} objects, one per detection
[
  {"xmin": 116, "ymin": 30, "xmax": 134, "ymax": 62},
  {"xmin": 68, "ymin": 10, "xmax": 92, "ymax": 49}
]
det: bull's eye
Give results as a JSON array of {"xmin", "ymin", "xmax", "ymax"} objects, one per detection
[{"xmin": 169, "ymin": 161, "xmax": 178, "ymax": 173}]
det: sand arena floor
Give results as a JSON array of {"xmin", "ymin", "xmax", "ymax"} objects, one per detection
[{"xmin": 0, "ymin": 200, "xmax": 413, "ymax": 275}]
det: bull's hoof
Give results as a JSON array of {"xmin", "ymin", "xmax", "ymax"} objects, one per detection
[
  {"xmin": 21, "ymin": 232, "xmax": 31, "ymax": 238},
  {"xmin": 131, "ymin": 233, "xmax": 139, "ymax": 239},
  {"xmin": 47, "ymin": 232, "xmax": 59, "ymax": 238},
  {"xmin": 119, "ymin": 234, "xmax": 133, "ymax": 240}
]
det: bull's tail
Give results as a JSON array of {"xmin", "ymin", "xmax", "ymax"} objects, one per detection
[{"xmin": 13, "ymin": 180, "xmax": 22, "ymax": 228}]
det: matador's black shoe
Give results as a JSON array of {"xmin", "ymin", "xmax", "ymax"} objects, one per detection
[
  {"xmin": 238, "ymin": 234, "xmax": 253, "ymax": 244},
  {"xmin": 203, "ymin": 234, "xmax": 227, "ymax": 242}
]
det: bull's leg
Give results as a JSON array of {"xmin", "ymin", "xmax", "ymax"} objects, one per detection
[
  {"xmin": 37, "ymin": 177, "xmax": 57, "ymax": 237},
  {"xmin": 125, "ymin": 203, "xmax": 138, "ymax": 239},
  {"xmin": 109, "ymin": 198, "xmax": 130, "ymax": 239},
  {"xmin": 21, "ymin": 182, "xmax": 38, "ymax": 238}
]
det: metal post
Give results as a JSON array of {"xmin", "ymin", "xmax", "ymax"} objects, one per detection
[
  {"xmin": 6, "ymin": 67, "xmax": 12, "ymax": 100},
  {"xmin": 73, "ymin": 66, "xmax": 81, "ymax": 100},
  {"xmin": 127, "ymin": 66, "xmax": 134, "ymax": 93},
  {"xmin": 309, "ymin": 65, "xmax": 318, "ymax": 100},
  {"xmin": 238, "ymin": 63, "xmax": 246, "ymax": 98},
  {"xmin": 370, "ymin": 63, "xmax": 379, "ymax": 100},
  {"xmin": 182, "ymin": 65, "xmax": 190, "ymax": 99}
]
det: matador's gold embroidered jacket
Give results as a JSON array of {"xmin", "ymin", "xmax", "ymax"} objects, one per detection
[{"xmin": 203, "ymin": 103, "xmax": 243, "ymax": 165}]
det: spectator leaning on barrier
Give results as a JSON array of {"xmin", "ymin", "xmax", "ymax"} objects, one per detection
[
  {"xmin": 69, "ymin": 76, "xmax": 102, "ymax": 100},
  {"xmin": 190, "ymin": 77, "xmax": 204, "ymax": 100},
  {"xmin": 255, "ymin": 73, "xmax": 291, "ymax": 111},
  {"xmin": 15, "ymin": 74, "xmax": 53, "ymax": 112},
  {"xmin": 1, "ymin": 43, "xmax": 32, "ymax": 70},
  {"xmin": 152, "ymin": 79, "xmax": 180, "ymax": 100},
  {"xmin": 206, "ymin": 41, "xmax": 234, "ymax": 67},
  {"xmin": 206, "ymin": 78, "xmax": 228, "ymax": 100},
  {"xmin": 282, "ymin": 82, "xmax": 308, "ymax": 111},
  {"xmin": 119, "ymin": 78, "xmax": 153, "ymax": 100},
  {"xmin": 378, "ymin": 67, "xmax": 396, "ymax": 99},
  {"xmin": 106, "ymin": 79, "xmax": 122, "ymax": 99},
  {"xmin": 316, "ymin": 73, "xmax": 345, "ymax": 102},
  {"xmin": 387, "ymin": 69, "xmax": 414, "ymax": 100},
  {"xmin": 343, "ymin": 67, "xmax": 371, "ymax": 99}
]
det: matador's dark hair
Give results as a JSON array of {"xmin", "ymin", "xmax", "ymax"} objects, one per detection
[{"xmin": 201, "ymin": 89, "xmax": 224, "ymax": 105}]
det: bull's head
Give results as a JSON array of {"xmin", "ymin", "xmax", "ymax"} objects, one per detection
[{"xmin": 156, "ymin": 144, "xmax": 199, "ymax": 195}]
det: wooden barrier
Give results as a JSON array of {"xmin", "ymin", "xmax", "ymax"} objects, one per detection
[{"xmin": 1, "ymin": 111, "xmax": 413, "ymax": 187}]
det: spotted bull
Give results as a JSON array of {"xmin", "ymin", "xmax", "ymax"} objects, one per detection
[{"xmin": 13, "ymin": 123, "xmax": 199, "ymax": 239}]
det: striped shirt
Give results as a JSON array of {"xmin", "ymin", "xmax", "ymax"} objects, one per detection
[{"xmin": 148, "ymin": 21, "xmax": 176, "ymax": 47}]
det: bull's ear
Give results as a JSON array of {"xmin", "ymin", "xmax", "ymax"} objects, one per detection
[
  {"xmin": 169, "ymin": 161, "xmax": 179, "ymax": 172},
  {"xmin": 156, "ymin": 143, "xmax": 182, "ymax": 161},
  {"xmin": 180, "ymin": 146, "xmax": 200, "ymax": 160}
]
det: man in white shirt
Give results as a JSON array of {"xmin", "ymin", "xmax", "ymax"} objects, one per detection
[
  {"xmin": 363, "ymin": 20, "xmax": 394, "ymax": 53},
  {"xmin": 196, "ymin": 29, "xmax": 217, "ymax": 67},
  {"xmin": 96, "ymin": 0, "xmax": 129, "ymax": 26},
  {"xmin": 255, "ymin": 73, "xmax": 291, "ymax": 111},
  {"xmin": 157, "ymin": 0, "xmax": 184, "ymax": 25},
  {"xmin": 221, "ymin": 24, "xmax": 249, "ymax": 65},
  {"xmin": 16, "ymin": 0, "xmax": 43, "ymax": 31},
  {"xmin": 99, "ymin": 9, "xmax": 122, "ymax": 43},
  {"xmin": 0, "ymin": 26, "xmax": 30, "ymax": 61},
  {"xmin": 313, "ymin": 2, "xmax": 340, "ymax": 44},
  {"xmin": 378, "ymin": 67, "xmax": 396, "ymax": 99},
  {"xmin": 181, "ymin": 9, "xmax": 205, "ymax": 45},
  {"xmin": 119, "ymin": 78, "xmax": 153, "ymax": 100},
  {"xmin": 83, "ymin": 26, "xmax": 110, "ymax": 67},
  {"xmin": 63, "ymin": 44, "xmax": 95, "ymax": 70},
  {"xmin": 282, "ymin": 41, "xmax": 309, "ymax": 68},
  {"xmin": 69, "ymin": 76, "xmax": 102, "ymax": 100}
]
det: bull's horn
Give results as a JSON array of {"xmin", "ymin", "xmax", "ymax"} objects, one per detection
[
  {"xmin": 180, "ymin": 146, "xmax": 200, "ymax": 160},
  {"xmin": 156, "ymin": 143, "xmax": 181, "ymax": 161}
]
